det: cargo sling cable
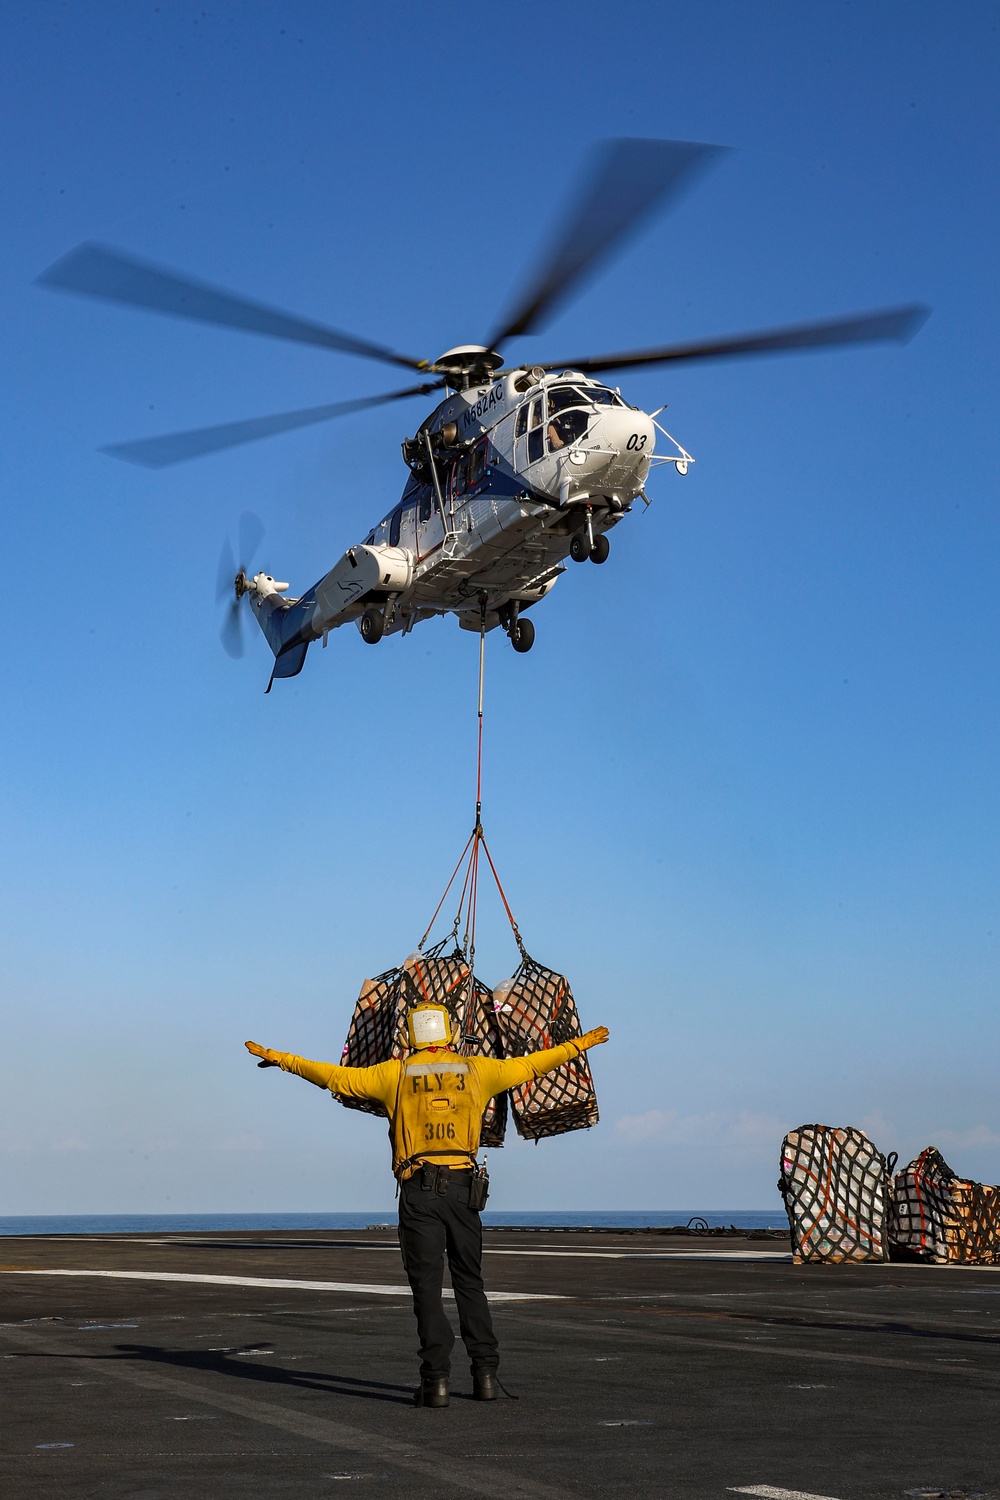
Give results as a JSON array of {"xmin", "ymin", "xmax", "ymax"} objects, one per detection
[{"xmin": 416, "ymin": 602, "xmax": 526, "ymax": 972}]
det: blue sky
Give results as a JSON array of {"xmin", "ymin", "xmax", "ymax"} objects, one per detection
[{"xmin": 2, "ymin": 1, "xmax": 998, "ymax": 1215}]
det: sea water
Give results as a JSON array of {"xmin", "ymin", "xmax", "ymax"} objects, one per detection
[{"xmin": 0, "ymin": 1210, "xmax": 782, "ymax": 1236}]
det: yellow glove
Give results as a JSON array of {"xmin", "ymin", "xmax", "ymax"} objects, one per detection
[
  {"xmin": 577, "ymin": 1026, "xmax": 610, "ymax": 1051},
  {"xmin": 246, "ymin": 1040, "xmax": 280, "ymax": 1069}
]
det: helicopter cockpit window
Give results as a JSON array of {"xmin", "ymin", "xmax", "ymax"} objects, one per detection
[
  {"xmin": 588, "ymin": 386, "xmax": 625, "ymax": 406},
  {"xmin": 527, "ymin": 397, "xmax": 544, "ymax": 463},
  {"xmin": 389, "ymin": 507, "xmax": 402, "ymax": 547},
  {"xmin": 547, "ymin": 408, "xmax": 590, "ymax": 450},
  {"xmin": 545, "ymin": 386, "xmax": 591, "ymax": 451},
  {"xmin": 514, "ymin": 403, "xmax": 528, "ymax": 438},
  {"xmin": 546, "ymin": 385, "xmax": 588, "ymax": 415}
]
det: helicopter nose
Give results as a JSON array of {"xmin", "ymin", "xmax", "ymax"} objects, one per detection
[
  {"xmin": 557, "ymin": 406, "xmax": 656, "ymax": 501},
  {"xmin": 596, "ymin": 407, "xmax": 655, "ymax": 464}
]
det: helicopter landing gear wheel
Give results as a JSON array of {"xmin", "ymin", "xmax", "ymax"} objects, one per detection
[
  {"xmin": 510, "ymin": 617, "xmax": 535, "ymax": 653},
  {"xmin": 590, "ymin": 534, "xmax": 610, "ymax": 564},
  {"xmin": 569, "ymin": 532, "xmax": 591, "ymax": 563},
  {"xmin": 360, "ymin": 607, "xmax": 384, "ymax": 644}
]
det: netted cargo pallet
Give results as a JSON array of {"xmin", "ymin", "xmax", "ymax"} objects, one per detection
[
  {"xmin": 891, "ymin": 1148, "xmax": 1000, "ymax": 1265},
  {"xmin": 336, "ymin": 969, "xmax": 404, "ymax": 1116},
  {"xmin": 778, "ymin": 1124, "xmax": 893, "ymax": 1263},
  {"xmin": 459, "ymin": 976, "xmax": 508, "ymax": 1148},
  {"xmin": 492, "ymin": 955, "xmax": 599, "ymax": 1141},
  {"xmin": 334, "ymin": 945, "xmax": 507, "ymax": 1145},
  {"xmin": 950, "ymin": 1179, "xmax": 1000, "ymax": 1264}
]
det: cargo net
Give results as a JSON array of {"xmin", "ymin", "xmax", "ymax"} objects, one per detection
[
  {"xmin": 335, "ymin": 942, "xmax": 507, "ymax": 1147},
  {"xmin": 492, "ymin": 955, "xmax": 599, "ymax": 1142},
  {"xmin": 778, "ymin": 1125, "xmax": 891, "ymax": 1264},
  {"xmin": 891, "ymin": 1148, "xmax": 1000, "ymax": 1265},
  {"xmin": 463, "ymin": 977, "xmax": 508, "ymax": 1149}
]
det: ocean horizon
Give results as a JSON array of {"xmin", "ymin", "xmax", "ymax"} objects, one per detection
[{"xmin": 0, "ymin": 1209, "xmax": 784, "ymax": 1236}]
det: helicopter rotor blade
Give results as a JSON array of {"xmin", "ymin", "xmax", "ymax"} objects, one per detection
[
  {"xmin": 219, "ymin": 602, "xmax": 245, "ymax": 660},
  {"xmin": 100, "ymin": 381, "xmax": 445, "ymax": 468},
  {"xmin": 535, "ymin": 304, "xmax": 931, "ymax": 377},
  {"xmin": 216, "ymin": 512, "xmax": 264, "ymax": 659},
  {"xmin": 37, "ymin": 243, "xmax": 431, "ymax": 372},
  {"xmin": 215, "ymin": 536, "xmax": 238, "ymax": 604},
  {"xmin": 488, "ymin": 139, "xmax": 726, "ymax": 348}
]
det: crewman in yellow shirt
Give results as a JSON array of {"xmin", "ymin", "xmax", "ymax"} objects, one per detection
[{"xmin": 246, "ymin": 1000, "xmax": 609, "ymax": 1409}]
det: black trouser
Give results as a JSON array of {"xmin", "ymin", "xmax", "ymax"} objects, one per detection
[{"xmin": 398, "ymin": 1167, "xmax": 498, "ymax": 1379}]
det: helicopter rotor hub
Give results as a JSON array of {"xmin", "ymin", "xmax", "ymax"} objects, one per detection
[{"xmin": 430, "ymin": 345, "xmax": 504, "ymax": 388}]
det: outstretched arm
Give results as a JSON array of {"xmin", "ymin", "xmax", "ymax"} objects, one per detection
[
  {"xmin": 477, "ymin": 1026, "xmax": 609, "ymax": 1097},
  {"xmin": 245, "ymin": 1041, "xmax": 398, "ymax": 1106}
]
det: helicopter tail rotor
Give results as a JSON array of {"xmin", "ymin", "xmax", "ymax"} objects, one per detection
[{"xmin": 216, "ymin": 512, "xmax": 265, "ymax": 659}]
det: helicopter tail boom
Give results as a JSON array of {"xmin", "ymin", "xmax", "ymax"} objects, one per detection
[
  {"xmin": 242, "ymin": 576, "xmax": 311, "ymax": 691},
  {"xmin": 246, "ymin": 542, "xmax": 414, "ymax": 689}
]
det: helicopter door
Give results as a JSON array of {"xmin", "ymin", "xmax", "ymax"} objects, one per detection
[
  {"xmin": 526, "ymin": 396, "xmax": 544, "ymax": 465},
  {"xmin": 513, "ymin": 400, "xmax": 528, "ymax": 467},
  {"xmin": 514, "ymin": 396, "xmax": 544, "ymax": 469},
  {"xmin": 415, "ymin": 483, "xmax": 443, "ymax": 561}
]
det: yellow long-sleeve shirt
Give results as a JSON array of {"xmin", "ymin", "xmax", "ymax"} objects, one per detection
[{"xmin": 271, "ymin": 1042, "xmax": 588, "ymax": 1180}]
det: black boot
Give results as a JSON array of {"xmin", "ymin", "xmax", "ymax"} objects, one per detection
[
  {"xmin": 414, "ymin": 1374, "xmax": 449, "ymax": 1408},
  {"xmin": 473, "ymin": 1371, "xmax": 498, "ymax": 1401}
]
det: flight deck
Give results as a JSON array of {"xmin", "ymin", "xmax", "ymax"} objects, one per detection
[{"xmin": 2, "ymin": 1227, "xmax": 997, "ymax": 1499}]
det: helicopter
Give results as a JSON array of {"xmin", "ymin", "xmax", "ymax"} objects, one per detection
[{"xmin": 38, "ymin": 139, "xmax": 928, "ymax": 689}]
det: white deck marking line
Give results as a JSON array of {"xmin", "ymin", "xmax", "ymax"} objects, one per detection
[
  {"xmin": 127, "ymin": 1241, "xmax": 789, "ymax": 1262},
  {"xmin": 7, "ymin": 1236, "xmax": 1000, "ymax": 1272},
  {"xmin": 1, "ymin": 1238, "xmax": 790, "ymax": 1261},
  {"xmin": 9, "ymin": 1239, "xmax": 998, "ymax": 1270},
  {"xmin": 0, "ymin": 1269, "xmax": 560, "ymax": 1302},
  {"xmin": 485, "ymin": 1249, "xmax": 792, "ymax": 1262},
  {"xmin": 729, "ymin": 1488, "xmax": 843, "ymax": 1500}
]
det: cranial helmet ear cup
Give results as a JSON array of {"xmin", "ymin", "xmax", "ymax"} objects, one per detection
[{"xmin": 407, "ymin": 1003, "xmax": 452, "ymax": 1049}]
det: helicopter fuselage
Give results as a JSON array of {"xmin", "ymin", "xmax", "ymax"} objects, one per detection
[
  {"xmin": 247, "ymin": 366, "xmax": 691, "ymax": 684},
  {"xmin": 37, "ymin": 138, "xmax": 927, "ymax": 688}
]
